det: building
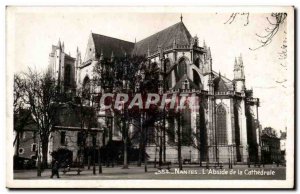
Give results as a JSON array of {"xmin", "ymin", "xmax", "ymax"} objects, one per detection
[
  {"xmin": 261, "ymin": 127, "xmax": 281, "ymax": 164},
  {"xmin": 280, "ymin": 129, "xmax": 287, "ymax": 162},
  {"xmin": 73, "ymin": 16, "xmax": 261, "ymax": 164},
  {"xmin": 14, "ymin": 104, "xmax": 103, "ymax": 166},
  {"xmin": 48, "ymin": 40, "xmax": 78, "ymax": 99},
  {"xmin": 14, "ymin": 113, "xmax": 39, "ymax": 160}
]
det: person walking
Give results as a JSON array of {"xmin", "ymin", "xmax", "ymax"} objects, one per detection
[{"xmin": 50, "ymin": 160, "xmax": 60, "ymax": 178}]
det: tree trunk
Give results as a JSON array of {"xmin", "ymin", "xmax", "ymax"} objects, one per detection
[
  {"xmin": 199, "ymin": 150, "xmax": 202, "ymax": 167},
  {"xmin": 163, "ymin": 111, "xmax": 166, "ymax": 163},
  {"xmin": 123, "ymin": 119, "xmax": 128, "ymax": 169},
  {"xmin": 93, "ymin": 147, "xmax": 96, "ymax": 175},
  {"xmin": 177, "ymin": 114, "xmax": 182, "ymax": 170},
  {"xmin": 98, "ymin": 146, "xmax": 102, "ymax": 173},
  {"xmin": 41, "ymin": 141, "xmax": 48, "ymax": 169},
  {"xmin": 144, "ymin": 120, "xmax": 148, "ymax": 172},
  {"xmin": 138, "ymin": 130, "xmax": 142, "ymax": 167},
  {"xmin": 159, "ymin": 128, "xmax": 163, "ymax": 167}
]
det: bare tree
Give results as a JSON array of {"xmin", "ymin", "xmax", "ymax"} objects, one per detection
[
  {"xmin": 13, "ymin": 74, "xmax": 31, "ymax": 156},
  {"xmin": 224, "ymin": 12, "xmax": 287, "ymax": 50},
  {"xmin": 23, "ymin": 68, "xmax": 59, "ymax": 168}
]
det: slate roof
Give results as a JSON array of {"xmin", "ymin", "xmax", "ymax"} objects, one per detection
[
  {"xmin": 172, "ymin": 74, "xmax": 200, "ymax": 90},
  {"xmin": 212, "ymin": 71, "xmax": 234, "ymax": 91},
  {"xmin": 54, "ymin": 103, "xmax": 98, "ymax": 129},
  {"xmin": 91, "ymin": 33, "xmax": 135, "ymax": 58},
  {"xmin": 132, "ymin": 22, "xmax": 192, "ymax": 56}
]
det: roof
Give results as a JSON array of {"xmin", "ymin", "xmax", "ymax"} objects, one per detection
[
  {"xmin": 212, "ymin": 71, "xmax": 234, "ymax": 91},
  {"xmin": 132, "ymin": 22, "xmax": 192, "ymax": 56},
  {"xmin": 172, "ymin": 74, "xmax": 200, "ymax": 90},
  {"xmin": 14, "ymin": 109, "xmax": 38, "ymax": 131},
  {"xmin": 91, "ymin": 33, "xmax": 135, "ymax": 58},
  {"xmin": 54, "ymin": 103, "xmax": 98, "ymax": 129},
  {"xmin": 64, "ymin": 53, "xmax": 75, "ymax": 61}
]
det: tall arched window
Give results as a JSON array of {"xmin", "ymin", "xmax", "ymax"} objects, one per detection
[
  {"xmin": 176, "ymin": 58, "xmax": 188, "ymax": 81},
  {"xmin": 216, "ymin": 105, "xmax": 227, "ymax": 145},
  {"xmin": 164, "ymin": 58, "xmax": 171, "ymax": 73},
  {"xmin": 82, "ymin": 76, "xmax": 90, "ymax": 99},
  {"xmin": 64, "ymin": 64, "xmax": 71, "ymax": 87}
]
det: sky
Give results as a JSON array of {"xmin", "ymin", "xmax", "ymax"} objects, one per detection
[{"xmin": 8, "ymin": 7, "xmax": 293, "ymax": 134}]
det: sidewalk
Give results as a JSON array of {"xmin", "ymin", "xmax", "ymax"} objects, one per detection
[{"xmin": 14, "ymin": 164, "xmax": 286, "ymax": 180}]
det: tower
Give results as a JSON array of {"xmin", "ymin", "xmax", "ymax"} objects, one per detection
[
  {"xmin": 75, "ymin": 46, "xmax": 82, "ymax": 87},
  {"xmin": 233, "ymin": 54, "xmax": 245, "ymax": 93},
  {"xmin": 202, "ymin": 41, "xmax": 213, "ymax": 92}
]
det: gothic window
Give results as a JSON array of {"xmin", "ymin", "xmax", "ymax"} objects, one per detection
[
  {"xmin": 176, "ymin": 58, "xmax": 188, "ymax": 81},
  {"xmin": 64, "ymin": 64, "xmax": 71, "ymax": 87},
  {"xmin": 216, "ymin": 105, "xmax": 227, "ymax": 145},
  {"xmin": 82, "ymin": 76, "xmax": 90, "ymax": 99},
  {"xmin": 164, "ymin": 59, "xmax": 171, "ymax": 72}
]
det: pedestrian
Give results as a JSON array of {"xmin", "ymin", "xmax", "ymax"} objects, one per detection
[{"xmin": 50, "ymin": 160, "xmax": 60, "ymax": 178}]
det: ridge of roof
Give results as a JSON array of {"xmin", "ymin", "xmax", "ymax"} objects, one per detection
[
  {"xmin": 91, "ymin": 33, "xmax": 135, "ymax": 58},
  {"xmin": 133, "ymin": 22, "xmax": 192, "ymax": 56},
  {"xmin": 91, "ymin": 33, "xmax": 134, "ymax": 45}
]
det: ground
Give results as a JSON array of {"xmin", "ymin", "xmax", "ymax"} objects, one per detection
[{"xmin": 14, "ymin": 164, "xmax": 286, "ymax": 180}]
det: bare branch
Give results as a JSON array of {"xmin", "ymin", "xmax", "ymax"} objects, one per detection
[{"xmin": 250, "ymin": 13, "xmax": 287, "ymax": 50}]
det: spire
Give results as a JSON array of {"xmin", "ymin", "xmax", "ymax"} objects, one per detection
[
  {"xmin": 58, "ymin": 39, "xmax": 61, "ymax": 48},
  {"xmin": 194, "ymin": 35, "xmax": 199, "ymax": 46},
  {"xmin": 135, "ymin": 37, "xmax": 136, "ymax": 44},
  {"xmin": 234, "ymin": 57, "xmax": 238, "ymax": 70},
  {"xmin": 234, "ymin": 55, "xmax": 245, "ymax": 81},
  {"xmin": 180, "ymin": 13, "xmax": 183, "ymax": 22},
  {"xmin": 203, "ymin": 40, "xmax": 207, "ymax": 50},
  {"xmin": 207, "ymin": 47, "xmax": 211, "ymax": 59},
  {"xmin": 238, "ymin": 53, "xmax": 243, "ymax": 67},
  {"xmin": 62, "ymin": 42, "xmax": 65, "ymax": 52}
]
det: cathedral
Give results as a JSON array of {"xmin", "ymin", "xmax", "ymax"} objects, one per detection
[{"xmin": 48, "ymin": 16, "xmax": 261, "ymax": 165}]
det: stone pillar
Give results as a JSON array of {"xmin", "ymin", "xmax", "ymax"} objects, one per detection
[{"xmin": 240, "ymin": 99, "xmax": 249, "ymax": 163}]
